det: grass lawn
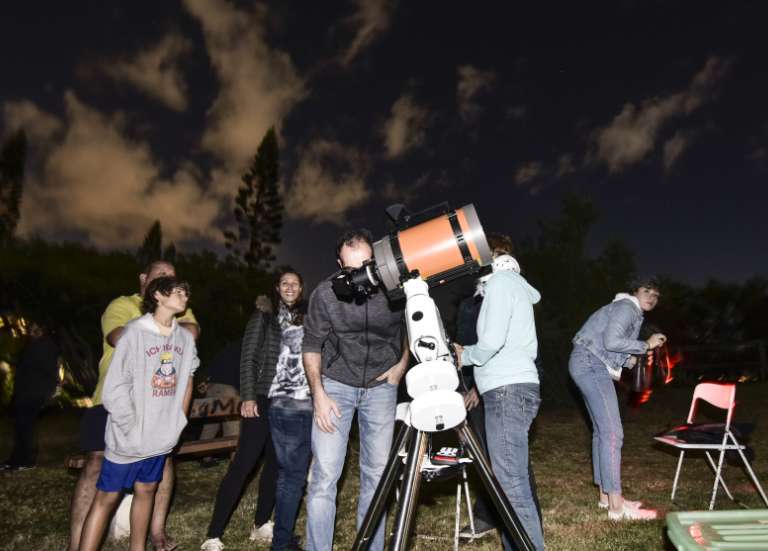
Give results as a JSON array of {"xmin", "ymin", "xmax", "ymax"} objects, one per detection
[{"xmin": 2, "ymin": 382, "xmax": 768, "ymax": 550}]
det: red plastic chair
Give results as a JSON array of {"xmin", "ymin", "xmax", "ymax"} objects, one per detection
[{"xmin": 654, "ymin": 382, "xmax": 768, "ymax": 509}]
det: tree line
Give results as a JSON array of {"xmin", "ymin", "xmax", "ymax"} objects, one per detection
[{"xmin": 1, "ymin": 128, "xmax": 765, "ymax": 405}]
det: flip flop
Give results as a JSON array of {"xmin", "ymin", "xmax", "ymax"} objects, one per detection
[{"xmin": 151, "ymin": 536, "xmax": 178, "ymax": 551}]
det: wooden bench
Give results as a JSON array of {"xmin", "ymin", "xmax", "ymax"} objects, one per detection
[
  {"xmin": 178, "ymin": 396, "xmax": 241, "ymax": 456},
  {"xmin": 64, "ymin": 397, "xmax": 242, "ymax": 469}
]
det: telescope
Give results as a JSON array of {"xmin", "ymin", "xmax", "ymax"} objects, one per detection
[
  {"xmin": 350, "ymin": 203, "xmax": 535, "ymax": 551},
  {"xmin": 331, "ymin": 203, "xmax": 492, "ymax": 301}
]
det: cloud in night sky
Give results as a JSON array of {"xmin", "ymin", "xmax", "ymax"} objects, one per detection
[
  {"xmin": 184, "ymin": 0, "xmax": 306, "ymax": 178},
  {"xmin": 3, "ymin": 100, "xmax": 62, "ymax": 144},
  {"xmin": 457, "ymin": 65, "xmax": 496, "ymax": 122},
  {"xmin": 287, "ymin": 139, "xmax": 370, "ymax": 224},
  {"xmin": 340, "ymin": 0, "xmax": 394, "ymax": 66},
  {"xmin": 663, "ymin": 130, "xmax": 691, "ymax": 171},
  {"xmin": 12, "ymin": 93, "xmax": 221, "ymax": 248},
  {"xmin": 593, "ymin": 56, "xmax": 730, "ymax": 173},
  {"xmin": 514, "ymin": 161, "xmax": 543, "ymax": 186},
  {"xmin": 382, "ymin": 94, "xmax": 428, "ymax": 158},
  {"xmin": 101, "ymin": 33, "xmax": 192, "ymax": 111}
]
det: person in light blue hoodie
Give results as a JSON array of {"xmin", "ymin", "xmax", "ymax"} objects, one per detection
[
  {"xmin": 569, "ymin": 277, "xmax": 666, "ymax": 521},
  {"xmin": 454, "ymin": 242, "xmax": 544, "ymax": 551}
]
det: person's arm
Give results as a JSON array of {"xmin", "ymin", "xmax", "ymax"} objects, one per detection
[
  {"xmin": 302, "ymin": 287, "xmax": 340, "ymax": 433},
  {"xmin": 461, "ymin": 276, "xmax": 514, "ymax": 367},
  {"xmin": 239, "ymin": 312, "xmax": 265, "ymax": 417},
  {"xmin": 184, "ymin": 339, "xmax": 200, "ymax": 414},
  {"xmin": 102, "ymin": 298, "xmax": 135, "ymax": 347},
  {"xmin": 179, "ymin": 321, "xmax": 200, "ymax": 341},
  {"xmin": 376, "ymin": 332, "xmax": 410, "ymax": 385},
  {"xmin": 183, "ymin": 376, "xmax": 194, "ymax": 414},
  {"xmin": 603, "ymin": 303, "xmax": 649, "ymax": 355},
  {"xmin": 102, "ymin": 329, "xmax": 137, "ymax": 436}
]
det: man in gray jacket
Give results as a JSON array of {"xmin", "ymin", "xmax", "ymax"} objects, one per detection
[{"xmin": 303, "ymin": 229, "xmax": 408, "ymax": 551}]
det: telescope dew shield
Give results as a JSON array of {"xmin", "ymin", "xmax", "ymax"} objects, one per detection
[{"xmin": 373, "ymin": 204, "xmax": 492, "ymax": 292}]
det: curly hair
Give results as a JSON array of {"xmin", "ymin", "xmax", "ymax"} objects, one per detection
[{"xmin": 272, "ymin": 268, "xmax": 306, "ymax": 326}]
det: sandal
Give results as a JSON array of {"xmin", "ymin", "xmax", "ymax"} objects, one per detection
[{"xmin": 151, "ymin": 536, "xmax": 179, "ymax": 551}]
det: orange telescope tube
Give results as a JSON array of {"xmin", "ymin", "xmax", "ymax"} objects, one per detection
[{"xmin": 372, "ymin": 204, "xmax": 492, "ymax": 292}]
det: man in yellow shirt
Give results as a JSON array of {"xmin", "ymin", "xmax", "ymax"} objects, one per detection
[{"xmin": 67, "ymin": 260, "xmax": 200, "ymax": 551}]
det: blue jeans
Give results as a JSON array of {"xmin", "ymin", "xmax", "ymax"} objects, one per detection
[
  {"xmin": 569, "ymin": 345, "xmax": 623, "ymax": 495},
  {"xmin": 269, "ymin": 397, "xmax": 313, "ymax": 550},
  {"xmin": 306, "ymin": 378, "xmax": 397, "ymax": 551},
  {"xmin": 483, "ymin": 383, "xmax": 544, "ymax": 551}
]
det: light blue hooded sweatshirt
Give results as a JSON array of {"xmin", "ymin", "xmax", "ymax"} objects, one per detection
[{"xmin": 460, "ymin": 270, "xmax": 541, "ymax": 395}]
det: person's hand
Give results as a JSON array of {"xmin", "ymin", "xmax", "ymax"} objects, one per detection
[
  {"xmin": 627, "ymin": 356, "xmax": 638, "ymax": 368},
  {"xmin": 464, "ymin": 387, "xmax": 480, "ymax": 410},
  {"xmin": 254, "ymin": 294, "xmax": 272, "ymax": 313},
  {"xmin": 452, "ymin": 343, "xmax": 464, "ymax": 368},
  {"xmin": 313, "ymin": 391, "xmax": 341, "ymax": 433},
  {"xmin": 241, "ymin": 400, "xmax": 259, "ymax": 418},
  {"xmin": 376, "ymin": 362, "xmax": 406, "ymax": 386},
  {"xmin": 647, "ymin": 333, "xmax": 667, "ymax": 350}
]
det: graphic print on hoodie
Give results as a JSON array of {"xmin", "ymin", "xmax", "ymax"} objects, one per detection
[{"xmin": 102, "ymin": 313, "xmax": 199, "ymax": 464}]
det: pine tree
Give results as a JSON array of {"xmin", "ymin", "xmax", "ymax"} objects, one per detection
[
  {"xmin": 0, "ymin": 130, "xmax": 27, "ymax": 244},
  {"xmin": 223, "ymin": 128, "xmax": 283, "ymax": 270},
  {"xmin": 136, "ymin": 220, "xmax": 163, "ymax": 268}
]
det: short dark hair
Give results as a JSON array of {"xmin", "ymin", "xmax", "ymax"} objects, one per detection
[
  {"xmin": 631, "ymin": 275, "xmax": 661, "ymax": 295},
  {"xmin": 142, "ymin": 276, "xmax": 190, "ymax": 314},
  {"xmin": 141, "ymin": 260, "xmax": 174, "ymax": 276},
  {"xmin": 486, "ymin": 232, "xmax": 514, "ymax": 256},
  {"xmin": 335, "ymin": 228, "xmax": 373, "ymax": 258}
]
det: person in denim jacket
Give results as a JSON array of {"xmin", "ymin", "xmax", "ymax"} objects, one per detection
[{"xmin": 569, "ymin": 278, "xmax": 666, "ymax": 520}]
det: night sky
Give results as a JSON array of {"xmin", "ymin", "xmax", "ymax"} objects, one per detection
[{"xmin": 2, "ymin": 1, "xmax": 767, "ymax": 289}]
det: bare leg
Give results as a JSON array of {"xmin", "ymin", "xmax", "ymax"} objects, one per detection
[
  {"xmin": 150, "ymin": 458, "xmax": 176, "ymax": 550},
  {"xmin": 78, "ymin": 489, "xmax": 122, "ymax": 551},
  {"xmin": 130, "ymin": 481, "xmax": 159, "ymax": 551},
  {"xmin": 68, "ymin": 452, "xmax": 104, "ymax": 551}
]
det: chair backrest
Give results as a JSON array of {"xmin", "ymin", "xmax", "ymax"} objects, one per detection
[{"xmin": 686, "ymin": 382, "xmax": 736, "ymax": 428}]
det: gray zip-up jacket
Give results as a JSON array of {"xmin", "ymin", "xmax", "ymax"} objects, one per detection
[
  {"xmin": 102, "ymin": 314, "xmax": 199, "ymax": 464},
  {"xmin": 302, "ymin": 274, "xmax": 404, "ymax": 388}
]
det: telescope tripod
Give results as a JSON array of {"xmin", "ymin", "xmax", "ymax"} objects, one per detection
[{"xmin": 352, "ymin": 419, "xmax": 534, "ymax": 551}]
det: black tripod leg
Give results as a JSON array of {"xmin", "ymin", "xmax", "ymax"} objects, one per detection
[
  {"xmin": 389, "ymin": 429, "xmax": 428, "ymax": 551},
  {"xmin": 457, "ymin": 422, "xmax": 535, "ymax": 551},
  {"xmin": 352, "ymin": 422, "xmax": 414, "ymax": 551}
]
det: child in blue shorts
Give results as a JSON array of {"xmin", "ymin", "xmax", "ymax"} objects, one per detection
[{"xmin": 80, "ymin": 277, "xmax": 199, "ymax": 551}]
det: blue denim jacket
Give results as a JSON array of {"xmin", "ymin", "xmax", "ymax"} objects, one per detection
[{"xmin": 572, "ymin": 296, "xmax": 648, "ymax": 379}]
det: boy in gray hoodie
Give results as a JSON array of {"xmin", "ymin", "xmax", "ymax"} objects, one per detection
[{"xmin": 79, "ymin": 277, "xmax": 199, "ymax": 551}]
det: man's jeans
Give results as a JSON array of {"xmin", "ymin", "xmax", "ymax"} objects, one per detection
[
  {"xmin": 569, "ymin": 345, "xmax": 623, "ymax": 495},
  {"xmin": 269, "ymin": 397, "xmax": 313, "ymax": 550},
  {"xmin": 306, "ymin": 378, "xmax": 397, "ymax": 551},
  {"xmin": 484, "ymin": 383, "xmax": 544, "ymax": 551}
]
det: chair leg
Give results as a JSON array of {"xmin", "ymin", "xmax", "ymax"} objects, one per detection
[
  {"xmin": 730, "ymin": 436, "xmax": 768, "ymax": 507},
  {"xmin": 704, "ymin": 451, "xmax": 734, "ymax": 501},
  {"xmin": 709, "ymin": 448, "xmax": 727, "ymax": 510},
  {"xmin": 671, "ymin": 450, "xmax": 685, "ymax": 501}
]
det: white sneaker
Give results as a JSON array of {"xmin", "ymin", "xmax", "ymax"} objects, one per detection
[
  {"xmin": 249, "ymin": 520, "xmax": 274, "ymax": 542},
  {"xmin": 599, "ymin": 498, "xmax": 642, "ymax": 510},
  {"xmin": 608, "ymin": 503, "xmax": 657, "ymax": 521},
  {"xmin": 201, "ymin": 538, "xmax": 225, "ymax": 551}
]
